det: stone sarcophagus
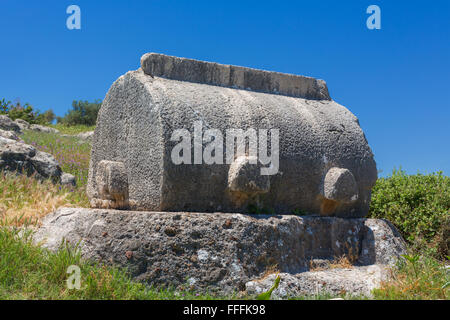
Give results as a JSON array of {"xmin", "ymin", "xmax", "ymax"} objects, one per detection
[{"xmin": 87, "ymin": 53, "xmax": 377, "ymax": 217}]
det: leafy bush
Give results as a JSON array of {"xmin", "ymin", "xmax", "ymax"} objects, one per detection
[
  {"xmin": 57, "ymin": 100, "xmax": 101, "ymax": 126},
  {"xmin": 369, "ymin": 169, "xmax": 450, "ymax": 258},
  {"xmin": 0, "ymin": 98, "xmax": 54, "ymax": 125},
  {"xmin": 0, "ymin": 98, "xmax": 10, "ymax": 113},
  {"xmin": 37, "ymin": 109, "xmax": 56, "ymax": 124}
]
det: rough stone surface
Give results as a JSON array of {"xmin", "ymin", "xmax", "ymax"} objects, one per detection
[
  {"xmin": 322, "ymin": 167, "xmax": 358, "ymax": 203},
  {"xmin": 29, "ymin": 124, "xmax": 59, "ymax": 134},
  {"xmin": 30, "ymin": 150, "xmax": 62, "ymax": 181},
  {"xmin": 61, "ymin": 172, "xmax": 77, "ymax": 187},
  {"xmin": 91, "ymin": 160, "xmax": 129, "ymax": 209},
  {"xmin": 245, "ymin": 265, "xmax": 390, "ymax": 298},
  {"xmin": 141, "ymin": 53, "xmax": 331, "ymax": 100},
  {"xmin": 88, "ymin": 53, "xmax": 377, "ymax": 217},
  {"xmin": 0, "ymin": 136, "xmax": 62, "ymax": 182},
  {"xmin": 0, "ymin": 136, "xmax": 36, "ymax": 175},
  {"xmin": 75, "ymin": 131, "xmax": 94, "ymax": 142},
  {"xmin": 60, "ymin": 131, "xmax": 94, "ymax": 144},
  {"xmin": 228, "ymin": 156, "xmax": 270, "ymax": 196},
  {"xmin": 34, "ymin": 208, "xmax": 406, "ymax": 295},
  {"xmin": 0, "ymin": 115, "xmax": 21, "ymax": 133},
  {"xmin": 14, "ymin": 118, "xmax": 30, "ymax": 131},
  {"xmin": 0, "ymin": 128, "xmax": 19, "ymax": 141}
]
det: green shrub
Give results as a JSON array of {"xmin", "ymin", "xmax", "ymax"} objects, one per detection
[
  {"xmin": 0, "ymin": 98, "xmax": 54, "ymax": 125},
  {"xmin": 57, "ymin": 100, "xmax": 101, "ymax": 126},
  {"xmin": 0, "ymin": 98, "xmax": 11, "ymax": 113},
  {"xmin": 369, "ymin": 169, "xmax": 450, "ymax": 258},
  {"xmin": 36, "ymin": 109, "xmax": 55, "ymax": 124}
]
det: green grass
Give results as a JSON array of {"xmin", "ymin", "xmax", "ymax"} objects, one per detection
[
  {"xmin": 48, "ymin": 124, "xmax": 95, "ymax": 135},
  {"xmin": 21, "ymin": 130, "xmax": 91, "ymax": 191},
  {"xmin": 0, "ymin": 225, "xmax": 235, "ymax": 300},
  {"xmin": 372, "ymin": 254, "xmax": 449, "ymax": 300},
  {"xmin": 1, "ymin": 129, "xmax": 91, "ymax": 225}
]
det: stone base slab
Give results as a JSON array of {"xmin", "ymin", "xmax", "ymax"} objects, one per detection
[{"xmin": 33, "ymin": 207, "xmax": 406, "ymax": 296}]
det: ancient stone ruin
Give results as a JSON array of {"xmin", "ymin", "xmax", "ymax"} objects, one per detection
[
  {"xmin": 35, "ymin": 53, "xmax": 405, "ymax": 297},
  {"xmin": 87, "ymin": 53, "xmax": 377, "ymax": 218}
]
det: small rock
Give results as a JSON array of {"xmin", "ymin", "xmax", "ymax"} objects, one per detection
[
  {"xmin": 61, "ymin": 172, "xmax": 77, "ymax": 187},
  {"xmin": 30, "ymin": 150, "xmax": 62, "ymax": 181},
  {"xmin": 14, "ymin": 118, "xmax": 30, "ymax": 131},
  {"xmin": 0, "ymin": 136, "xmax": 63, "ymax": 182},
  {"xmin": 245, "ymin": 266, "xmax": 390, "ymax": 299},
  {"xmin": 310, "ymin": 259, "xmax": 331, "ymax": 270},
  {"xmin": 75, "ymin": 131, "xmax": 94, "ymax": 142},
  {"xmin": 164, "ymin": 227, "xmax": 178, "ymax": 237},
  {"xmin": 223, "ymin": 219, "xmax": 233, "ymax": 229},
  {"xmin": 29, "ymin": 124, "xmax": 59, "ymax": 134},
  {"xmin": 0, "ymin": 129, "xmax": 19, "ymax": 141},
  {"xmin": 0, "ymin": 115, "xmax": 21, "ymax": 133},
  {"xmin": 0, "ymin": 136, "xmax": 36, "ymax": 159}
]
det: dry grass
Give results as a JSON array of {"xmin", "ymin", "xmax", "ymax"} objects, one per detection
[
  {"xmin": 0, "ymin": 129, "xmax": 92, "ymax": 226},
  {"xmin": 309, "ymin": 246, "xmax": 358, "ymax": 271},
  {"xmin": 0, "ymin": 171, "xmax": 88, "ymax": 226},
  {"xmin": 330, "ymin": 246, "xmax": 359, "ymax": 269},
  {"xmin": 373, "ymin": 255, "xmax": 449, "ymax": 299},
  {"xmin": 329, "ymin": 255, "xmax": 354, "ymax": 269}
]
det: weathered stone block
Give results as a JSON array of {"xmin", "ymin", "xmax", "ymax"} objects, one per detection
[
  {"xmin": 92, "ymin": 160, "xmax": 129, "ymax": 209},
  {"xmin": 33, "ymin": 208, "xmax": 407, "ymax": 296},
  {"xmin": 0, "ymin": 115, "xmax": 21, "ymax": 133},
  {"xmin": 87, "ymin": 53, "xmax": 377, "ymax": 217},
  {"xmin": 0, "ymin": 135, "xmax": 65, "ymax": 183}
]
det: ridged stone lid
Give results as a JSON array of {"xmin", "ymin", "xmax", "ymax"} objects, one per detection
[{"xmin": 140, "ymin": 53, "xmax": 331, "ymax": 100}]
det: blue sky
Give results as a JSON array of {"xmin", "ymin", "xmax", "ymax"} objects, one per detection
[{"xmin": 0, "ymin": 0, "xmax": 449, "ymax": 176}]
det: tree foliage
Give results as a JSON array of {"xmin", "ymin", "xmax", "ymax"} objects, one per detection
[
  {"xmin": 0, "ymin": 98, "xmax": 55, "ymax": 125},
  {"xmin": 57, "ymin": 100, "xmax": 101, "ymax": 126}
]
